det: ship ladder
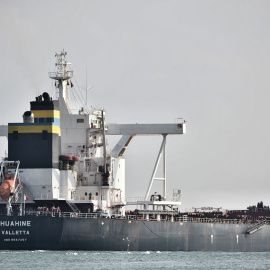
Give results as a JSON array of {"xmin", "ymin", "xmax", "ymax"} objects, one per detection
[
  {"xmin": 9, "ymin": 182, "xmax": 24, "ymax": 204},
  {"xmin": 66, "ymin": 200, "xmax": 80, "ymax": 213},
  {"xmin": 90, "ymin": 158, "xmax": 99, "ymax": 170},
  {"xmin": 246, "ymin": 221, "xmax": 266, "ymax": 234}
]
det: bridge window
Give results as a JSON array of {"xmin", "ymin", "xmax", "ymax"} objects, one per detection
[{"xmin": 47, "ymin": 118, "xmax": 54, "ymax": 123}]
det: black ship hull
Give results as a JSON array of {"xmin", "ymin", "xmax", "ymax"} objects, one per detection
[{"xmin": 1, "ymin": 215, "xmax": 270, "ymax": 251}]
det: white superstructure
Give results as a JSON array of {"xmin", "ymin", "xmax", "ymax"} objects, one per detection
[{"xmin": 0, "ymin": 50, "xmax": 186, "ymax": 218}]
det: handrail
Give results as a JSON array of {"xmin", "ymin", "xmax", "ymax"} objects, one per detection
[
  {"xmin": 32, "ymin": 194, "xmax": 181, "ymax": 202},
  {"xmin": 33, "ymin": 193, "xmax": 105, "ymax": 201},
  {"xmin": 177, "ymin": 217, "xmax": 241, "ymax": 224},
  {"xmin": 20, "ymin": 211, "xmax": 270, "ymax": 225},
  {"xmin": 124, "ymin": 196, "xmax": 180, "ymax": 202}
]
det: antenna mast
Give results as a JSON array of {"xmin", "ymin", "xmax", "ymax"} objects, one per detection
[{"xmin": 48, "ymin": 50, "xmax": 73, "ymax": 106}]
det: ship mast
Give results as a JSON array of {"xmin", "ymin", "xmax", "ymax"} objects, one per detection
[{"xmin": 48, "ymin": 50, "xmax": 73, "ymax": 112}]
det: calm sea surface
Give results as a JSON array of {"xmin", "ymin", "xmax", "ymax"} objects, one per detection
[{"xmin": 0, "ymin": 251, "xmax": 270, "ymax": 269}]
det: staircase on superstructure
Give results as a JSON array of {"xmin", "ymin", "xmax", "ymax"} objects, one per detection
[{"xmin": 66, "ymin": 200, "xmax": 80, "ymax": 213}]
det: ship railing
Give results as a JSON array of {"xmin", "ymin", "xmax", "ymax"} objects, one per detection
[
  {"xmin": 60, "ymin": 213, "xmax": 139, "ymax": 220},
  {"xmin": 24, "ymin": 211, "xmax": 144, "ymax": 220},
  {"xmin": 124, "ymin": 196, "xmax": 180, "ymax": 203},
  {"xmin": 25, "ymin": 210, "xmax": 108, "ymax": 219},
  {"xmin": 177, "ymin": 217, "xmax": 242, "ymax": 224},
  {"xmin": 48, "ymin": 71, "xmax": 73, "ymax": 79},
  {"xmin": 33, "ymin": 194, "xmax": 55, "ymax": 199},
  {"xmin": 20, "ymin": 211, "xmax": 270, "ymax": 224},
  {"xmin": 33, "ymin": 193, "xmax": 76, "ymax": 200},
  {"xmin": 33, "ymin": 193, "xmax": 123, "ymax": 201},
  {"xmin": 73, "ymin": 195, "xmax": 102, "ymax": 201},
  {"xmin": 67, "ymin": 195, "xmax": 105, "ymax": 201},
  {"xmin": 61, "ymin": 212, "xmax": 109, "ymax": 219},
  {"xmin": 26, "ymin": 210, "xmax": 57, "ymax": 216}
]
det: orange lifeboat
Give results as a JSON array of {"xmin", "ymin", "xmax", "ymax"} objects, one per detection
[{"xmin": 0, "ymin": 174, "xmax": 18, "ymax": 201}]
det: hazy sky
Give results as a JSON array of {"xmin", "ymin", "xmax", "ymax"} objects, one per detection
[{"xmin": 1, "ymin": 0, "xmax": 270, "ymax": 211}]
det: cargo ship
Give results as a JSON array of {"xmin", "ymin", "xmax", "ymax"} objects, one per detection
[{"xmin": 0, "ymin": 51, "xmax": 270, "ymax": 251}]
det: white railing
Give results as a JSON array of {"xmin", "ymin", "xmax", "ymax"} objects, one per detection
[
  {"xmin": 33, "ymin": 193, "xmax": 69, "ymax": 200},
  {"xmin": 33, "ymin": 193, "xmax": 70, "ymax": 200},
  {"xmin": 33, "ymin": 193, "xmax": 54, "ymax": 199},
  {"xmin": 123, "ymin": 196, "xmax": 181, "ymax": 203},
  {"xmin": 125, "ymin": 197, "xmax": 146, "ymax": 202},
  {"xmin": 177, "ymin": 217, "xmax": 242, "ymax": 224},
  {"xmin": 20, "ymin": 211, "xmax": 270, "ymax": 225},
  {"xmin": 48, "ymin": 71, "xmax": 73, "ymax": 78},
  {"xmin": 30, "ymin": 194, "xmax": 181, "ymax": 205},
  {"xmin": 33, "ymin": 193, "xmax": 108, "ymax": 201}
]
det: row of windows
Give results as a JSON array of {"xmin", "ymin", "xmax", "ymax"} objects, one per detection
[
  {"xmin": 34, "ymin": 118, "xmax": 54, "ymax": 123},
  {"xmin": 33, "ymin": 118, "xmax": 86, "ymax": 124}
]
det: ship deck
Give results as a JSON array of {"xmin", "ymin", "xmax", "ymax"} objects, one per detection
[{"xmin": 6, "ymin": 210, "xmax": 267, "ymax": 225}]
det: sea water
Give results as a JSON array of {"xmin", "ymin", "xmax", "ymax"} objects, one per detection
[{"xmin": 0, "ymin": 251, "xmax": 270, "ymax": 270}]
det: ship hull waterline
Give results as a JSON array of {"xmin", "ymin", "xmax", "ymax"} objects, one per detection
[{"xmin": 0, "ymin": 216, "xmax": 269, "ymax": 251}]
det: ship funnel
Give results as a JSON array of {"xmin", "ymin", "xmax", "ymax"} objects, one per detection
[
  {"xmin": 42, "ymin": 92, "xmax": 50, "ymax": 101},
  {"xmin": 23, "ymin": 111, "xmax": 34, "ymax": 123}
]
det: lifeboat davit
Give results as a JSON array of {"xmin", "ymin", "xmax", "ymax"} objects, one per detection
[{"xmin": 0, "ymin": 174, "xmax": 18, "ymax": 201}]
